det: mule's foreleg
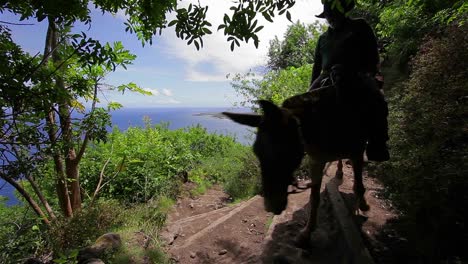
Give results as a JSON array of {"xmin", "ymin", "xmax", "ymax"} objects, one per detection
[
  {"xmin": 351, "ymin": 157, "xmax": 370, "ymax": 213},
  {"xmin": 335, "ymin": 159, "xmax": 344, "ymax": 179},
  {"xmin": 296, "ymin": 158, "xmax": 325, "ymax": 247}
]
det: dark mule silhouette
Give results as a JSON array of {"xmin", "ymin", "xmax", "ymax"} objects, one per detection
[{"xmin": 223, "ymin": 85, "xmax": 372, "ymax": 245}]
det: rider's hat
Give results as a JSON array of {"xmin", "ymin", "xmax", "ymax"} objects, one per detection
[{"xmin": 316, "ymin": 0, "xmax": 356, "ymax": 18}]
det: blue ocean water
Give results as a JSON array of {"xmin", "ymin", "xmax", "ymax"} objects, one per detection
[
  {"xmin": 110, "ymin": 107, "xmax": 254, "ymax": 145},
  {"xmin": 0, "ymin": 107, "xmax": 254, "ymax": 206}
]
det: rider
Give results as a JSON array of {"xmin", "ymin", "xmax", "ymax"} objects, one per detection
[{"xmin": 309, "ymin": 0, "xmax": 390, "ymax": 161}]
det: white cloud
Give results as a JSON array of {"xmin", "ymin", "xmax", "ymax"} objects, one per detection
[
  {"xmin": 159, "ymin": 0, "xmax": 323, "ymax": 82},
  {"xmin": 161, "ymin": 88, "xmax": 173, "ymax": 96},
  {"xmin": 143, "ymin": 88, "xmax": 160, "ymax": 96},
  {"xmin": 149, "ymin": 97, "xmax": 181, "ymax": 105}
]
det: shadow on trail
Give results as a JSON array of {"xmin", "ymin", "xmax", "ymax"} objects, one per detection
[
  {"xmin": 342, "ymin": 188, "xmax": 419, "ymax": 264},
  {"xmin": 258, "ymin": 190, "xmax": 347, "ymax": 263},
  {"xmin": 340, "ymin": 190, "xmax": 418, "ymax": 264},
  {"xmin": 191, "ymin": 187, "xmax": 419, "ymax": 264}
]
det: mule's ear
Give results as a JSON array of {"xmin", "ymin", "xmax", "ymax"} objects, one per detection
[
  {"xmin": 259, "ymin": 100, "xmax": 282, "ymax": 119},
  {"xmin": 222, "ymin": 112, "xmax": 261, "ymax": 127}
]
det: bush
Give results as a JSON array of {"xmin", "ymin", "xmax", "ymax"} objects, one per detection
[
  {"xmin": 189, "ymin": 145, "xmax": 261, "ymax": 201},
  {"xmin": 222, "ymin": 148, "xmax": 261, "ymax": 201},
  {"xmin": 0, "ymin": 198, "xmax": 47, "ymax": 263},
  {"xmin": 47, "ymin": 200, "xmax": 122, "ymax": 253},
  {"xmin": 378, "ymin": 24, "xmax": 468, "ymax": 262},
  {"xmin": 79, "ymin": 123, "xmax": 244, "ymax": 204}
]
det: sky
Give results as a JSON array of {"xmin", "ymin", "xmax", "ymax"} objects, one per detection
[{"xmin": 2, "ymin": 0, "xmax": 323, "ymax": 108}]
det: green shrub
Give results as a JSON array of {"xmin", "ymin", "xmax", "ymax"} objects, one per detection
[
  {"xmin": 47, "ymin": 200, "xmax": 122, "ymax": 253},
  {"xmin": 187, "ymin": 142, "xmax": 260, "ymax": 201},
  {"xmin": 107, "ymin": 197, "xmax": 174, "ymax": 264},
  {"xmin": 79, "ymin": 123, "xmax": 243, "ymax": 204},
  {"xmin": 378, "ymin": 24, "xmax": 468, "ymax": 261},
  {"xmin": 222, "ymin": 148, "xmax": 261, "ymax": 201},
  {"xmin": 0, "ymin": 198, "xmax": 48, "ymax": 263}
]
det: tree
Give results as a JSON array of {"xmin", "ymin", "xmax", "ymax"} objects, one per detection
[
  {"xmin": 356, "ymin": 0, "xmax": 467, "ymax": 71},
  {"xmin": 267, "ymin": 21, "xmax": 325, "ymax": 70},
  {"xmin": 231, "ymin": 65, "xmax": 312, "ymax": 111},
  {"xmin": 232, "ymin": 20, "xmax": 324, "ymax": 110},
  {"xmin": 0, "ymin": 23, "xmax": 142, "ymax": 221}
]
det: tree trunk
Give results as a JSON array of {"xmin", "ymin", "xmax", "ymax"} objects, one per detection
[
  {"xmin": 50, "ymin": 18, "xmax": 82, "ymax": 212},
  {"xmin": 46, "ymin": 109, "xmax": 73, "ymax": 217},
  {"xmin": 45, "ymin": 19, "xmax": 74, "ymax": 217},
  {"xmin": 65, "ymin": 149, "xmax": 82, "ymax": 211}
]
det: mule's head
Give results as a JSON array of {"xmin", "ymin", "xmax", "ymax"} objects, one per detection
[{"xmin": 223, "ymin": 100, "xmax": 304, "ymax": 214}]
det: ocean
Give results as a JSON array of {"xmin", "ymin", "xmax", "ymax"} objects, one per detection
[
  {"xmin": 109, "ymin": 107, "xmax": 254, "ymax": 145},
  {"xmin": 0, "ymin": 107, "xmax": 255, "ymax": 206}
]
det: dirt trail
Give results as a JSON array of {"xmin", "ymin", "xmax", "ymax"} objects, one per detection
[{"xmin": 161, "ymin": 161, "xmax": 397, "ymax": 263}]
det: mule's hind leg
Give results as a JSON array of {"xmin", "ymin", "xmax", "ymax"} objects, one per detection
[
  {"xmin": 335, "ymin": 159, "xmax": 344, "ymax": 179},
  {"xmin": 296, "ymin": 158, "xmax": 326, "ymax": 247},
  {"xmin": 351, "ymin": 157, "xmax": 370, "ymax": 213}
]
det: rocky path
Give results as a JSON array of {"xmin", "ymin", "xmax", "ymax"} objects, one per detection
[{"xmin": 161, "ymin": 161, "xmax": 396, "ymax": 263}]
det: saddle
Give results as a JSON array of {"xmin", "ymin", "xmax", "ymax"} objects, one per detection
[{"xmin": 281, "ymin": 69, "xmax": 371, "ymax": 154}]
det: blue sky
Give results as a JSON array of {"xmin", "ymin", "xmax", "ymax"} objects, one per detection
[{"xmin": 3, "ymin": 0, "xmax": 322, "ymax": 108}]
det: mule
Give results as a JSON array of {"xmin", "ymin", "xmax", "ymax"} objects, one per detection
[{"xmin": 223, "ymin": 86, "xmax": 371, "ymax": 245}]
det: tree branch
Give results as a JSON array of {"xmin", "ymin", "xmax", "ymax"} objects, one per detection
[
  {"xmin": 0, "ymin": 174, "xmax": 50, "ymax": 225},
  {"xmin": 0, "ymin": 20, "xmax": 34, "ymax": 26},
  {"xmin": 90, "ymin": 144, "xmax": 113, "ymax": 206}
]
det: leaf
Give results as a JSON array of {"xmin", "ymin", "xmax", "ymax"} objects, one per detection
[
  {"xmin": 71, "ymin": 100, "xmax": 86, "ymax": 113},
  {"xmin": 286, "ymin": 11, "xmax": 292, "ymax": 22},
  {"xmin": 262, "ymin": 13, "xmax": 273, "ymax": 23},
  {"xmin": 250, "ymin": 19, "xmax": 258, "ymax": 31},
  {"xmin": 224, "ymin": 14, "xmax": 231, "ymax": 24},
  {"xmin": 168, "ymin": 20, "xmax": 178, "ymax": 27},
  {"xmin": 108, "ymin": 102, "xmax": 123, "ymax": 110}
]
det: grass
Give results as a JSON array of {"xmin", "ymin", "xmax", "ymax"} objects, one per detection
[{"xmin": 106, "ymin": 197, "xmax": 174, "ymax": 264}]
